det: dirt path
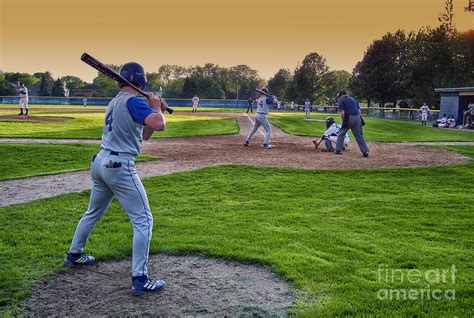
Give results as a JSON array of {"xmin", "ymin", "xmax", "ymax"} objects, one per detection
[{"xmin": 0, "ymin": 113, "xmax": 470, "ymax": 207}]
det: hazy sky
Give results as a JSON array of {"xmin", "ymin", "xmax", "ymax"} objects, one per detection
[{"xmin": 1, "ymin": 0, "xmax": 472, "ymax": 82}]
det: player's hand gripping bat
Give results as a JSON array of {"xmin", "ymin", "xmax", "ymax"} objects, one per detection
[{"xmin": 80, "ymin": 53, "xmax": 173, "ymax": 114}]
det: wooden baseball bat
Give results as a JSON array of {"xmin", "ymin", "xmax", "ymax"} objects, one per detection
[{"xmin": 80, "ymin": 53, "xmax": 173, "ymax": 114}]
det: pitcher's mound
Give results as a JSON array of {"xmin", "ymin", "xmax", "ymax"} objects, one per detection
[
  {"xmin": 22, "ymin": 254, "xmax": 295, "ymax": 316},
  {"xmin": 0, "ymin": 115, "xmax": 73, "ymax": 122}
]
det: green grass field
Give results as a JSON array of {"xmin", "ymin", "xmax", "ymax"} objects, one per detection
[
  {"xmin": 0, "ymin": 104, "xmax": 106, "ymax": 111},
  {"xmin": 0, "ymin": 110, "xmax": 238, "ymax": 139},
  {"xmin": 0, "ymin": 104, "xmax": 244, "ymax": 113},
  {"xmin": 0, "ymin": 143, "xmax": 157, "ymax": 181},
  {"xmin": 0, "ymin": 146, "xmax": 472, "ymax": 316},
  {"xmin": 270, "ymin": 113, "xmax": 474, "ymax": 142}
]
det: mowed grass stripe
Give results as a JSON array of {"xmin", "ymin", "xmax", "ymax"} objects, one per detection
[
  {"xmin": 0, "ymin": 147, "xmax": 472, "ymax": 315},
  {"xmin": 269, "ymin": 113, "xmax": 474, "ymax": 142},
  {"xmin": 0, "ymin": 143, "xmax": 157, "ymax": 181},
  {"xmin": 0, "ymin": 110, "xmax": 238, "ymax": 139}
]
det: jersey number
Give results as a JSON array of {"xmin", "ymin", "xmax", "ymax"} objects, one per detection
[{"xmin": 105, "ymin": 110, "xmax": 114, "ymax": 131}]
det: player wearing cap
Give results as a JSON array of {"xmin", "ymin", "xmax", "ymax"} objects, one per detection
[
  {"xmin": 192, "ymin": 95, "xmax": 199, "ymax": 112},
  {"xmin": 313, "ymin": 117, "xmax": 349, "ymax": 152},
  {"xmin": 304, "ymin": 99, "xmax": 311, "ymax": 119},
  {"xmin": 17, "ymin": 83, "xmax": 29, "ymax": 115},
  {"xmin": 63, "ymin": 61, "xmax": 169, "ymax": 296},
  {"xmin": 335, "ymin": 91, "xmax": 369, "ymax": 157},
  {"xmin": 243, "ymin": 87, "xmax": 279, "ymax": 149},
  {"xmin": 419, "ymin": 103, "xmax": 430, "ymax": 126}
]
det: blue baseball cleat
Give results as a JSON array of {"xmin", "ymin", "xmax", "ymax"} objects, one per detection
[
  {"xmin": 132, "ymin": 275, "xmax": 166, "ymax": 296},
  {"xmin": 63, "ymin": 252, "xmax": 96, "ymax": 267}
]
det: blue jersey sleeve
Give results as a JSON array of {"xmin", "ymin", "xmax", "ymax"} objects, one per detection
[
  {"xmin": 266, "ymin": 97, "xmax": 275, "ymax": 104},
  {"xmin": 338, "ymin": 99, "xmax": 346, "ymax": 111},
  {"xmin": 127, "ymin": 96, "xmax": 157, "ymax": 124}
]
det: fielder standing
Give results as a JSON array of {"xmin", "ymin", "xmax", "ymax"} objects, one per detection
[
  {"xmin": 192, "ymin": 95, "xmax": 199, "ymax": 112},
  {"xmin": 244, "ymin": 87, "xmax": 279, "ymax": 149},
  {"xmin": 64, "ymin": 61, "xmax": 168, "ymax": 296},
  {"xmin": 304, "ymin": 99, "xmax": 311, "ymax": 119},
  {"xmin": 335, "ymin": 91, "xmax": 369, "ymax": 157},
  {"xmin": 17, "ymin": 82, "xmax": 29, "ymax": 115},
  {"xmin": 419, "ymin": 103, "xmax": 430, "ymax": 126}
]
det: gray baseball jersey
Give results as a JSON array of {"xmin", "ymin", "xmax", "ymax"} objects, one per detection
[
  {"xmin": 246, "ymin": 96, "xmax": 274, "ymax": 145},
  {"xmin": 69, "ymin": 90, "xmax": 158, "ymax": 277},
  {"xmin": 101, "ymin": 91, "xmax": 150, "ymax": 156}
]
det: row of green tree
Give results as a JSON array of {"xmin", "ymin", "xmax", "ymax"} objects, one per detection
[
  {"xmin": 0, "ymin": 71, "xmax": 87, "ymax": 97},
  {"xmin": 350, "ymin": 0, "xmax": 473, "ymax": 107}
]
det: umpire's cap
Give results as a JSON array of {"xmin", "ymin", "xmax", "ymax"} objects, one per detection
[
  {"xmin": 336, "ymin": 91, "xmax": 347, "ymax": 99},
  {"xmin": 120, "ymin": 62, "xmax": 147, "ymax": 89}
]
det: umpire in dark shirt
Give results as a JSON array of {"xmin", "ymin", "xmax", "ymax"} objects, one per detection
[
  {"xmin": 246, "ymin": 97, "xmax": 254, "ymax": 113},
  {"xmin": 335, "ymin": 91, "xmax": 369, "ymax": 157}
]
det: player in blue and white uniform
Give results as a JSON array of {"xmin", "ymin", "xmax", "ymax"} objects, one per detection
[
  {"xmin": 17, "ymin": 83, "xmax": 29, "ymax": 115},
  {"xmin": 243, "ymin": 87, "xmax": 279, "ymax": 149},
  {"xmin": 64, "ymin": 62, "xmax": 169, "ymax": 296},
  {"xmin": 313, "ymin": 117, "xmax": 349, "ymax": 152},
  {"xmin": 419, "ymin": 103, "xmax": 430, "ymax": 126}
]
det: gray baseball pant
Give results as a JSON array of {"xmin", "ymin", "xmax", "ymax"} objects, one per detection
[
  {"xmin": 336, "ymin": 115, "xmax": 369, "ymax": 154},
  {"xmin": 246, "ymin": 113, "xmax": 271, "ymax": 145},
  {"xmin": 69, "ymin": 149, "xmax": 153, "ymax": 277}
]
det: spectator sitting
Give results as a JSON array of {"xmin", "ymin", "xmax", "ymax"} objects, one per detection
[
  {"xmin": 446, "ymin": 115, "xmax": 456, "ymax": 128},
  {"xmin": 433, "ymin": 114, "xmax": 448, "ymax": 128}
]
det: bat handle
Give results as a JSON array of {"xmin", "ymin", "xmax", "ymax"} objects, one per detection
[{"xmin": 165, "ymin": 107, "xmax": 174, "ymax": 114}]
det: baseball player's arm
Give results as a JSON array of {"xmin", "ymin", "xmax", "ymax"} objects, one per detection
[
  {"xmin": 339, "ymin": 110, "xmax": 345, "ymax": 122},
  {"xmin": 143, "ymin": 96, "xmax": 167, "ymax": 140}
]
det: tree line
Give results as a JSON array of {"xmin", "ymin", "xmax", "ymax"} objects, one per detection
[
  {"xmin": 350, "ymin": 0, "xmax": 473, "ymax": 107},
  {"xmin": 0, "ymin": 57, "xmax": 350, "ymax": 105}
]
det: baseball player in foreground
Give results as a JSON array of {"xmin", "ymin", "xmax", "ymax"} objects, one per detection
[
  {"xmin": 419, "ymin": 103, "xmax": 430, "ymax": 126},
  {"xmin": 335, "ymin": 91, "xmax": 369, "ymax": 157},
  {"xmin": 17, "ymin": 82, "xmax": 29, "ymax": 115},
  {"xmin": 192, "ymin": 95, "xmax": 199, "ymax": 112},
  {"xmin": 64, "ymin": 62, "xmax": 169, "ymax": 296},
  {"xmin": 243, "ymin": 87, "xmax": 279, "ymax": 149},
  {"xmin": 313, "ymin": 117, "xmax": 349, "ymax": 152}
]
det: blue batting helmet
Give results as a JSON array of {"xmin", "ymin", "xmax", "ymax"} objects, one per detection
[
  {"xmin": 256, "ymin": 87, "xmax": 269, "ymax": 95},
  {"xmin": 120, "ymin": 62, "xmax": 147, "ymax": 89}
]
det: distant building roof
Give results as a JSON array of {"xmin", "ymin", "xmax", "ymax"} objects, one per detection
[{"xmin": 434, "ymin": 87, "xmax": 474, "ymax": 93}]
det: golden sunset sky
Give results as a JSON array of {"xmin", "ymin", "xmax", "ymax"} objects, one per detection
[{"xmin": 1, "ymin": 0, "xmax": 472, "ymax": 82}]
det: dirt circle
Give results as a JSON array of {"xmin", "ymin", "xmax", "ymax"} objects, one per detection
[
  {"xmin": 22, "ymin": 254, "xmax": 295, "ymax": 317},
  {"xmin": 0, "ymin": 115, "xmax": 74, "ymax": 122}
]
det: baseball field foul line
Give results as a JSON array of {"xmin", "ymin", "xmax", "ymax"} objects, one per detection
[{"xmin": 243, "ymin": 113, "xmax": 265, "ymax": 136}]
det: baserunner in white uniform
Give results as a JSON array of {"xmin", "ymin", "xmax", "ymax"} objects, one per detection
[
  {"xmin": 17, "ymin": 83, "xmax": 29, "ymax": 115},
  {"xmin": 243, "ymin": 87, "xmax": 279, "ymax": 149},
  {"xmin": 419, "ymin": 103, "xmax": 430, "ymax": 126},
  {"xmin": 64, "ymin": 62, "xmax": 169, "ymax": 296}
]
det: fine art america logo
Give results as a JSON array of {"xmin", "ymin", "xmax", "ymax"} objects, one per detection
[{"xmin": 377, "ymin": 264, "xmax": 457, "ymax": 301}]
